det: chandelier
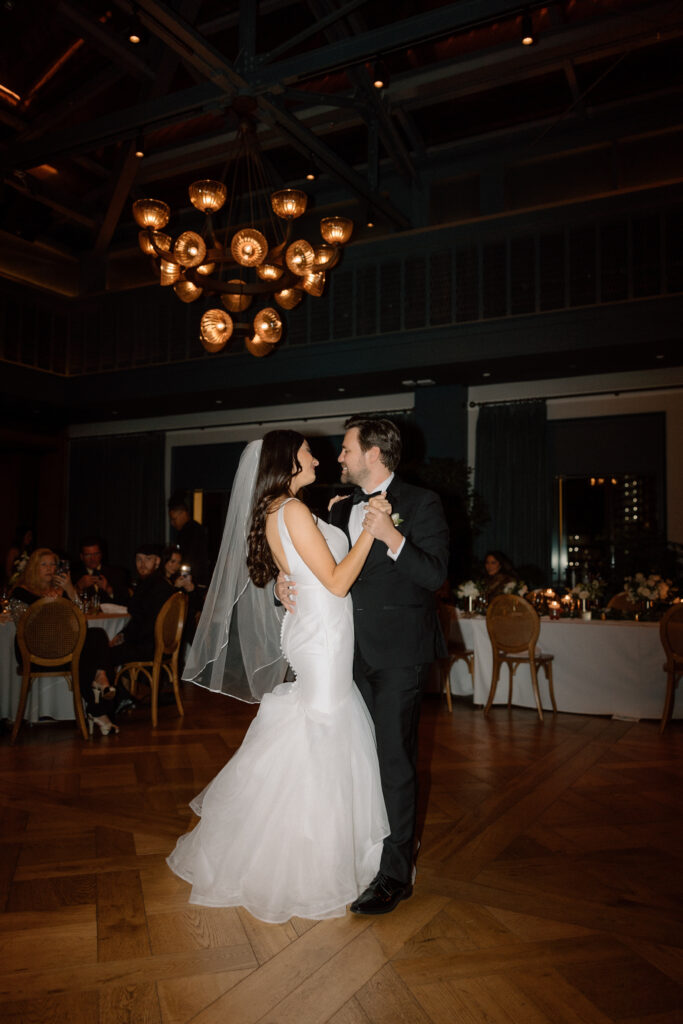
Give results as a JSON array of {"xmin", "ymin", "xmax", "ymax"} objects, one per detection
[{"xmin": 131, "ymin": 116, "xmax": 353, "ymax": 357}]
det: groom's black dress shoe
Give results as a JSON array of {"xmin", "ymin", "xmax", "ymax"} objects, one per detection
[{"xmin": 349, "ymin": 873, "xmax": 413, "ymax": 915}]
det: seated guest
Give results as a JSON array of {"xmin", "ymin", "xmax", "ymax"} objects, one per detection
[
  {"xmin": 161, "ymin": 544, "xmax": 201, "ymax": 646},
  {"xmin": 109, "ymin": 542, "xmax": 174, "ymax": 665},
  {"xmin": 482, "ymin": 550, "xmax": 517, "ymax": 599},
  {"xmin": 10, "ymin": 549, "xmax": 132, "ymax": 735},
  {"xmin": 168, "ymin": 491, "xmax": 210, "ymax": 586},
  {"xmin": 72, "ymin": 536, "xmax": 129, "ymax": 606}
]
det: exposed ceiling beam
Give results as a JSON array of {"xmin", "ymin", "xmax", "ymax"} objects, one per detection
[
  {"xmin": 305, "ymin": 0, "xmax": 417, "ymax": 183},
  {"xmin": 251, "ymin": 0, "xmax": 529, "ymax": 88},
  {"xmin": 57, "ymin": 1, "xmax": 157, "ymax": 80},
  {"xmin": 129, "ymin": 0, "xmax": 411, "ymax": 227},
  {"xmin": 0, "ymin": 81, "xmax": 229, "ymax": 171}
]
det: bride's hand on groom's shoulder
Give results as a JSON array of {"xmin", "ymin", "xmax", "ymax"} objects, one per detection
[{"xmin": 327, "ymin": 494, "xmax": 349, "ymax": 512}]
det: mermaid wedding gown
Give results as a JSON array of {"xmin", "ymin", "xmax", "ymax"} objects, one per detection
[{"xmin": 167, "ymin": 500, "xmax": 389, "ymax": 923}]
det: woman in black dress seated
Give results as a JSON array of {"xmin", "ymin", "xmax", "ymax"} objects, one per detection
[
  {"xmin": 10, "ymin": 548, "xmax": 131, "ymax": 735},
  {"xmin": 482, "ymin": 550, "xmax": 517, "ymax": 600}
]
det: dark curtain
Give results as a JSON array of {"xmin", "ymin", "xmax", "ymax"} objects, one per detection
[
  {"xmin": 475, "ymin": 400, "xmax": 550, "ymax": 581},
  {"xmin": 68, "ymin": 432, "xmax": 165, "ymax": 572}
]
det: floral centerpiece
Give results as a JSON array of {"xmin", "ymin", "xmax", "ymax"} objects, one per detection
[
  {"xmin": 502, "ymin": 579, "xmax": 528, "ymax": 597},
  {"xmin": 570, "ymin": 577, "xmax": 606, "ymax": 606},
  {"xmin": 456, "ymin": 579, "xmax": 485, "ymax": 612},
  {"xmin": 623, "ymin": 573, "xmax": 673, "ymax": 604}
]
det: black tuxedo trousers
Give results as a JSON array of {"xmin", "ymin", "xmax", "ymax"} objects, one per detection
[{"xmin": 329, "ymin": 477, "xmax": 449, "ymax": 882}]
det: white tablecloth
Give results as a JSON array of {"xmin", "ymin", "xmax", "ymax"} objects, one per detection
[
  {"xmin": 449, "ymin": 615, "xmax": 674, "ymax": 720},
  {"xmin": 0, "ymin": 613, "xmax": 129, "ymax": 723}
]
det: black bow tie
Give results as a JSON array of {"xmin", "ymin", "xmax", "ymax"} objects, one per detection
[{"xmin": 351, "ymin": 487, "xmax": 384, "ymax": 505}]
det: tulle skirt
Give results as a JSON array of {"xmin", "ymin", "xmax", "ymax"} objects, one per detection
[{"xmin": 167, "ymin": 680, "xmax": 389, "ymax": 923}]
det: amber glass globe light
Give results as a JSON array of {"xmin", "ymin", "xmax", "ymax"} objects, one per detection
[
  {"xmin": 200, "ymin": 309, "xmax": 234, "ymax": 349},
  {"xmin": 313, "ymin": 243, "xmax": 339, "ymax": 269},
  {"xmin": 245, "ymin": 335, "xmax": 275, "ymax": 358},
  {"xmin": 257, "ymin": 263, "xmax": 283, "ymax": 282},
  {"xmin": 302, "ymin": 271, "xmax": 325, "ymax": 296},
  {"xmin": 286, "ymin": 239, "xmax": 315, "ymax": 276},
  {"xmin": 188, "ymin": 180, "xmax": 227, "ymax": 214},
  {"xmin": 320, "ymin": 216, "xmax": 353, "ymax": 245},
  {"xmin": 195, "ymin": 261, "xmax": 215, "ymax": 276},
  {"xmin": 132, "ymin": 198, "xmax": 170, "ymax": 230},
  {"xmin": 231, "ymin": 228, "xmax": 268, "ymax": 267},
  {"xmin": 160, "ymin": 259, "xmax": 181, "ymax": 286},
  {"xmin": 221, "ymin": 281, "xmax": 252, "ymax": 313},
  {"xmin": 173, "ymin": 231, "xmax": 207, "ymax": 268},
  {"xmin": 174, "ymin": 280, "xmax": 203, "ymax": 303},
  {"xmin": 271, "ymin": 189, "xmax": 307, "ymax": 219},
  {"xmin": 274, "ymin": 288, "xmax": 303, "ymax": 310},
  {"xmin": 138, "ymin": 230, "xmax": 171, "ymax": 255},
  {"xmin": 253, "ymin": 307, "xmax": 283, "ymax": 343}
]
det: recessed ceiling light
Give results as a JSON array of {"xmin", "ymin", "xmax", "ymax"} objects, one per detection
[
  {"xmin": 655, "ymin": 354, "xmax": 664, "ymax": 360},
  {"xmin": 482, "ymin": 371, "xmax": 491, "ymax": 378},
  {"xmin": 337, "ymin": 387, "xmax": 346, "ymax": 392},
  {"xmin": 215, "ymin": 399, "xmax": 223, "ymax": 404},
  {"xmin": 416, "ymin": 379, "xmax": 435, "ymax": 386},
  {"xmin": 401, "ymin": 379, "xmax": 415, "ymax": 386}
]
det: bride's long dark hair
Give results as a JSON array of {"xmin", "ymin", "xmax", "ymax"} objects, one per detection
[{"xmin": 247, "ymin": 430, "xmax": 305, "ymax": 587}]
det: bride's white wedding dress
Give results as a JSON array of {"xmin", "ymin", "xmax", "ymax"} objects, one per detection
[{"xmin": 167, "ymin": 500, "xmax": 389, "ymax": 923}]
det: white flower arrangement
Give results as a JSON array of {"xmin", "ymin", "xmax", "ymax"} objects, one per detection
[
  {"xmin": 391, "ymin": 513, "xmax": 404, "ymax": 527},
  {"xmin": 502, "ymin": 580, "xmax": 528, "ymax": 597},
  {"xmin": 570, "ymin": 577, "xmax": 605, "ymax": 602},
  {"xmin": 457, "ymin": 579, "xmax": 483, "ymax": 599},
  {"xmin": 624, "ymin": 572, "xmax": 672, "ymax": 603}
]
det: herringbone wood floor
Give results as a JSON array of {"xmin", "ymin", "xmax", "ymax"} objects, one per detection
[{"xmin": 1, "ymin": 685, "xmax": 681, "ymax": 1024}]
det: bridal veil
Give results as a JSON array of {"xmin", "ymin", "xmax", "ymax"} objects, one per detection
[{"xmin": 182, "ymin": 439, "xmax": 288, "ymax": 701}]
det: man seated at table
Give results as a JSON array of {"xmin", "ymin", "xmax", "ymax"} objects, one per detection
[
  {"xmin": 109, "ymin": 542, "xmax": 174, "ymax": 666},
  {"xmin": 72, "ymin": 536, "xmax": 129, "ymax": 607},
  {"xmin": 168, "ymin": 491, "xmax": 210, "ymax": 587}
]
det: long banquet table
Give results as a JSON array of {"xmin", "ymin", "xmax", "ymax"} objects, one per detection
[
  {"xmin": 448, "ymin": 614, "xmax": 674, "ymax": 720},
  {"xmin": 0, "ymin": 611, "xmax": 129, "ymax": 724}
]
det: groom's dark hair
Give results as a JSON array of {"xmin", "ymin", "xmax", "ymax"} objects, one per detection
[{"xmin": 344, "ymin": 416, "xmax": 401, "ymax": 472}]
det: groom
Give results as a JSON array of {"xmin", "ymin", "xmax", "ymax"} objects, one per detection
[{"xmin": 280, "ymin": 416, "xmax": 449, "ymax": 913}]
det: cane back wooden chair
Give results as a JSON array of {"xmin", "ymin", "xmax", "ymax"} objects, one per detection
[
  {"xmin": 485, "ymin": 594, "xmax": 556, "ymax": 721},
  {"xmin": 12, "ymin": 597, "xmax": 88, "ymax": 744},
  {"xmin": 114, "ymin": 592, "xmax": 187, "ymax": 727},
  {"xmin": 437, "ymin": 601, "xmax": 474, "ymax": 713},
  {"xmin": 659, "ymin": 603, "xmax": 683, "ymax": 733}
]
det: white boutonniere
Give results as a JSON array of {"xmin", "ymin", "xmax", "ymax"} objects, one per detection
[{"xmin": 391, "ymin": 513, "xmax": 404, "ymax": 527}]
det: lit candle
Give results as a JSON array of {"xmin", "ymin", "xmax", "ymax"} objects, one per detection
[{"xmin": 549, "ymin": 600, "xmax": 561, "ymax": 620}]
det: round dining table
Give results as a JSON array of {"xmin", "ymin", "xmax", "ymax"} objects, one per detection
[{"xmin": 0, "ymin": 611, "xmax": 129, "ymax": 724}]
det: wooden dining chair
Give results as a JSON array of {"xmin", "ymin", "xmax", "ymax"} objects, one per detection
[
  {"xmin": 607, "ymin": 592, "xmax": 632, "ymax": 613},
  {"xmin": 436, "ymin": 601, "xmax": 474, "ymax": 713},
  {"xmin": 114, "ymin": 592, "xmax": 187, "ymax": 727},
  {"xmin": 484, "ymin": 594, "xmax": 556, "ymax": 721},
  {"xmin": 659, "ymin": 603, "xmax": 683, "ymax": 733},
  {"xmin": 12, "ymin": 597, "xmax": 89, "ymax": 744}
]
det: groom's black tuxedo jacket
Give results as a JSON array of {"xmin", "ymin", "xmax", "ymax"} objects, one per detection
[{"xmin": 329, "ymin": 476, "xmax": 449, "ymax": 669}]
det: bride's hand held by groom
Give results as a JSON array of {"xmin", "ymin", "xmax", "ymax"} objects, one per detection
[{"xmin": 362, "ymin": 495, "xmax": 402, "ymax": 553}]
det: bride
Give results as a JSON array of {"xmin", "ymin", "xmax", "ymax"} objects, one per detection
[{"xmin": 167, "ymin": 430, "xmax": 390, "ymax": 923}]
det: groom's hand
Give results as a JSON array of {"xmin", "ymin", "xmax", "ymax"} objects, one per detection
[
  {"xmin": 275, "ymin": 571, "xmax": 297, "ymax": 613},
  {"xmin": 363, "ymin": 498, "xmax": 403, "ymax": 554}
]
